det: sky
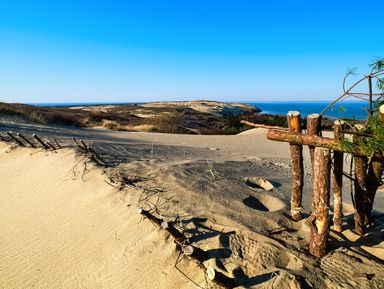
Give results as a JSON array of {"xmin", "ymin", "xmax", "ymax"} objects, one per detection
[{"xmin": 0, "ymin": 0, "xmax": 383, "ymax": 104}]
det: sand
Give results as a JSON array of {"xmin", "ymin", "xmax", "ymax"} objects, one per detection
[{"xmin": 0, "ymin": 122, "xmax": 383, "ymax": 289}]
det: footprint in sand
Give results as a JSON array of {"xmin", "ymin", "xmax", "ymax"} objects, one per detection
[{"xmin": 243, "ymin": 195, "xmax": 285, "ymax": 212}]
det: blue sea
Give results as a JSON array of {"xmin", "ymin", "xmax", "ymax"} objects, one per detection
[
  {"xmin": 31, "ymin": 101, "xmax": 370, "ymax": 120},
  {"xmin": 247, "ymin": 101, "xmax": 370, "ymax": 120}
]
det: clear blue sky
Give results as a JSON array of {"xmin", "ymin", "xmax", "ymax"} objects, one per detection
[{"xmin": 0, "ymin": 0, "xmax": 383, "ymax": 103}]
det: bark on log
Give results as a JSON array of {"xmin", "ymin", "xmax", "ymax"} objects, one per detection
[
  {"xmin": 309, "ymin": 147, "xmax": 331, "ymax": 258},
  {"xmin": 7, "ymin": 131, "xmax": 25, "ymax": 146},
  {"xmin": 161, "ymin": 221, "xmax": 186, "ymax": 243},
  {"xmin": 181, "ymin": 245, "xmax": 208, "ymax": 263},
  {"xmin": 33, "ymin": 134, "xmax": 50, "ymax": 149},
  {"xmin": 206, "ymin": 266, "xmax": 236, "ymax": 288},
  {"xmin": 306, "ymin": 114, "xmax": 322, "ymax": 169},
  {"xmin": 332, "ymin": 120, "xmax": 344, "ymax": 232},
  {"xmin": 287, "ymin": 111, "xmax": 304, "ymax": 221},
  {"xmin": 266, "ymin": 130, "xmax": 384, "ymax": 159},
  {"xmin": 364, "ymin": 105, "xmax": 384, "ymax": 226},
  {"xmin": 353, "ymin": 134, "xmax": 368, "ymax": 236},
  {"xmin": 138, "ymin": 208, "xmax": 163, "ymax": 227},
  {"xmin": 17, "ymin": 133, "xmax": 36, "ymax": 148}
]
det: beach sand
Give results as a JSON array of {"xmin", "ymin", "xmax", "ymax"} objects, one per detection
[{"xmin": 0, "ymin": 122, "xmax": 383, "ymax": 288}]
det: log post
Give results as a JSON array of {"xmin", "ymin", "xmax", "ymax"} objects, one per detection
[
  {"xmin": 53, "ymin": 138, "xmax": 61, "ymax": 149},
  {"xmin": 17, "ymin": 133, "xmax": 36, "ymax": 148},
  {"xmin": 309, "ymin": 147, "xmax": 331, "ymax": 258},
  {"xmin": 46, "ymin": 142, "xmax": 56, "ymax": 150},
  {"xmin": 33, "ymin": 134, "xmax": 50, "ymax": 149},
  {"xmin": 365, "ymin": 105, "xmax": 384, "ymax": 227},
  {"xmin": 287, "ymin": 111, "xmax": 304, "ymax": 221},
  {"xmin": 306, "ymin": 114, "xmax": 322, "ymax": 170},
  {"xmin": 332, "ymin": 120, "xmax": 344, "ymax": 232},
  {"xmin": 353, "ymin": 132, "xmax": 368, "ymax": 236},
  {"xmin": 138, "ymin": 208, "xmax": 163, "ymax": 227},
  {"xmin": 161, "ymin": 221, "xmax": 186, "ymax": 243},
  {"xmin": 182, "ymin": 245, "xmax": 208, "ymax": 263},
  {"xmin": 7, "ymin": 131, "xmax": 25, "ymax": 146},
  {"xmin": 206, "ymin": 266, "xmax": 236, "ymax": 288}
]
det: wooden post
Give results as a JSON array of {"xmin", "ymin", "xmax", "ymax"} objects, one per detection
[
  {"xmin": 353, "ymin": 132, "xmax": 367, "ymax": 236},
  {"xmin": 309, "ymin": 147, "xmax": 331, "ymax": 258},
  {"xmin": 17, "ymin": 133, "xmax": 36, "ymax": 148},
  {"xmin": 7, "ymin": 131, "xmax": 25, "ymax": 146},
  {"xmin": 287, "ymin": 111, "xmax": 304, "ymax": 221},
  {"xmin": 333, "ymin": 120, "xmax": 344, "ymax": 232},
  {"xmin": 307, "ymin": 114, "xmax": 322, "ymax": 170},
  {"xmin": 33, "ymin": 134, "xmax": 50, "ymax": 149},
  {"xmin": 46, "ymin": 141, "xmax": 56, "ymax": 150},
  {"xmin": 206, "ymin": 266, "xmax": 236, "ymax": 288},
  {"xmin": 53, "ymin": 138, "xmax": 61, "ymax": 149},
  {"xmin": 161, "ymin": 221, "xmax": 186, "ymax": 243},
  {"xmin": 138, "ymin": 208, "xmax": 163, "ymax": 227},
  {"xmin": 182, "ymin": 245, "xmax": 208, "ymax": 263},
  {"xmin": 365, "ymin": 105, "xmax": 384, "ymax": 227}
]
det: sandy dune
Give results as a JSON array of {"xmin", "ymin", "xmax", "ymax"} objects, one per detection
[{"xmin": 0, "ymin": 122, "xmax": 383, "ymax": 288}]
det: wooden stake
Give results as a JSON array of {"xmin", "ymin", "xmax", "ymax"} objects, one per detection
[
  {"xmin": 138, "ymin": 208, "xmax": 163, "ymax": 227},
  {"xmin": 46, "ymin": 142, "xmax": 56, "ymax": 150},
  {"xmin": 182, "ymin": 245, "xmax": 208, "ymax": 263},
  {"xmin": 161, "ymin": 221, "xmax": 186, "ymax": 243},
  {"xmin": 287, "ymin": 111, "xmax": 304, "ymax": 221},
  {"xmin": 53, "ymin": 138, "xmax": 61, "ymax": 149},
  {"xmin": 206, "ymin": 266, "xmax": 236, "ymax": 288},
  {"xmin": 17, "ymin": 133, "xmax": 36, "ymax": 148},
  {"xmin": 365, "ymin": 105, "xmax": 384, "ymax": 226},
  {"xmin": 309, "ymin": 147, "xmax": 331, "ymax": 258},
  {"xmin": 33, "ymin": 134, "xmax": 49, "ymax": 149},
  {"xmin": 7, "ymin": 131, "xmax": 25, "ymax": 146},
  {"xmin": 306, "ymin": 114, "xmax": 322, "ymax": 170},
  {"xmin": 353, "ymin": 133, "xmax": 367, "ymax": 236},
  {"xmin": 332, "ymin": 120, "xmax": 344, "ymax": 232}
]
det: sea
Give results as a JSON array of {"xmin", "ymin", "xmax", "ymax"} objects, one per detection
[{"xmin": 31, "ymin": 101, "xmax": 370, "ymax": 120}]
